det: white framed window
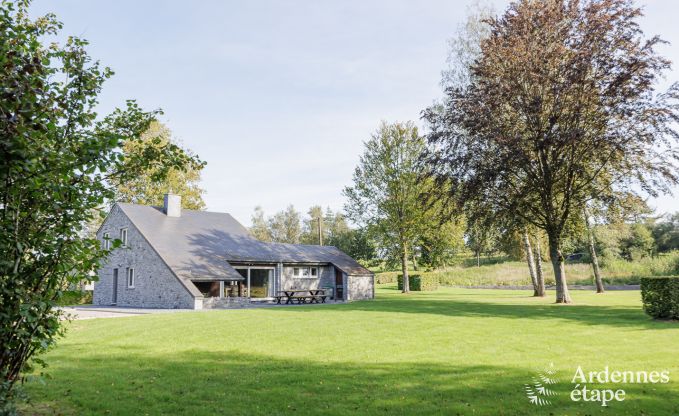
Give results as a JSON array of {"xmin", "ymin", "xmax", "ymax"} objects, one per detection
[
  {"xmin": 127, "ymin": 268, "xmax": 135, "ymax": 288},
  {"xmin": 120, "ymin": 228, "xmax": 128, "ymax": 247},
  {"xmin": 293, "ymin": 267, "xmax": 319, "ymax": 279},
  {"xmin": 103, "ymin": 232, "xmax": 110, "ymax": 250}
]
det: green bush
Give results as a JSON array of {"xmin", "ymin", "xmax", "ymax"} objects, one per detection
[
  {"xmin": 397, "ymin": 274, "xmax": 418, "ymax": 290},
  {"xmin": 375, "ymin": 272, "xmax": 399, "ymax": 284},
  {"xmin": 56, "ymin": 290, "xmax": 93, "ymax": 306},
  {"xmin": 640, "ymin": 277, "xmax": 679, "ymax": 319},
  {"xmin": 397, "ymin": 275, "xmax": 438, "ymax": 291},
  {"xmin": 417, "ymin": 275, "xmax": 439, "ymax": 291}
]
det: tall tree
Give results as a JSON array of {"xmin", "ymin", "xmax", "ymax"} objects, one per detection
[
  {"xmin": 0, "ymin": 2, "xmax": 202, "ymax": 410},
  {"xmin": 424, "ymin": 0, "xmax": 679, "ymax": 303},
  {"xmin": 652, "ymin": 212, "xmax": 679, "ymax": 253},
  {"xmin": 533, "ymin": 236, "xmax": 546, "ymax": 296},
  {"xmin": 465, "ymin": 218, "xmax": 499, "ymax": 267},
  {"xmin": 268, "ymin": 205, "xmax": 302, "ymax": 244},
  {"xmin": 344, "ymin": 121, "xmax": 430, "ymax": 293},
  {"xmin": 325, "ymin": 208, "xmax": 351, "ymax": 243},
  {"xmin": 326, "ymin": 225, "xmax": 376, "ymax": 264},
  {"xmin": 250, "ymin": 206, "xmax": 272, "ymax": 242},
  {"xmin": 418, "ymin": 218, "xmax": 466, "ymax": 269},
  {"xmin": 301, "ymin": 205, "xmax": 325, "ymax": 245},
  {"xmin": 109, "ymin": 121, "xmax": 206, "ymax": 210},
  {"xmin": 441, "ymin": 0, "xmax": 495, "ymax": 90},
  {"xmin": 621, "ymin": 223, "xmax": 655, "ymax": 261},
  {"xmin": 522, "ymin": 230, "xmax": 540, "ymax": 296},
  {"xmin": 583, "ymin": 207, "xmax": 604, "ymax": 293}
]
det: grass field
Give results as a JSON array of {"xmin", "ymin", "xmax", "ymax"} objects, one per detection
[
  {"xmin": 22, "ymin": 286, "xmax": 679, "ymax": 415},
  {"xmin": 375, "ymin": 251, "xmax": 679, "ymax": 287}
]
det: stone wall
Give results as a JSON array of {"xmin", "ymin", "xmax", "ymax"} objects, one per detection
[
  {"xmin": 346, "ymin": 274, "xmax": 374, "ymax": 301},
  {"xmin": 281, "ymin": 264, "xmax": 335, "ymax": 292},
  {"xmin": 93, "ymin": 204, "xmax": 197, "ymax": 309}
]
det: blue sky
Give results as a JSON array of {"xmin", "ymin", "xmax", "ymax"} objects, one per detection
[{"xmin": 31, "ymin": 0, "xmax": 679, "ymax": 224}]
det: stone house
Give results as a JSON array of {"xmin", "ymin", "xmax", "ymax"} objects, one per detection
[{"xmin": 93, "ymin": 194, "xmax": 374, "ymax": 309}]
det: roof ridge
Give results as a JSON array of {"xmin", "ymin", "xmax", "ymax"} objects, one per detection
[
  {"xmin": 114, "ymin": 202, "xmax": 373, "ymax": 278},
  {"xmin": 116, "ymin": 201, "xmax": 238, "ymax": 217}
]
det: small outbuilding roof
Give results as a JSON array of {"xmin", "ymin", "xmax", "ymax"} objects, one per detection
[{"xmin": 117, "ymin": 203, "xmax": 372, "ymax": 282}]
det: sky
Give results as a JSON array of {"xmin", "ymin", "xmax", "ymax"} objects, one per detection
[{"xmin": 30, "ymin": 0, "xmax": 679, "ymax": 225}]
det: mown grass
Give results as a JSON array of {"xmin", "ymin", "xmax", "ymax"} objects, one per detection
[
  {"xmin": 21, "ymin": 286, "xmax": 679, "ymax": 415},
  {"xmin": 376, "ymin": 251, "xmax": 679, "ymax": 287}
]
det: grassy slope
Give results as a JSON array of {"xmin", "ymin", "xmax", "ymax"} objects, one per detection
[
  {"xmin": 376, "ymin": 252, "xmax": 679, "ymax": 287},
  {"xmin": 23, "ymin": 286, "xmax": 679, "ymax": 416}
]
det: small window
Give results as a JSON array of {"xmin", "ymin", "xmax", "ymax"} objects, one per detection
[
  {"xmin": 120, "ymin": 228, "xmax": 128, "ymax": 247},
  {"xmin": 292, "ymin": 267, "xmax": 317, "ymax": 279},
  {"xmin": 127, "ymin": 268, "xmax": 135, "ymax": 288},
  {"xmin": 103, "ymin": 232, "xmax": 110, "ymax": 250}
]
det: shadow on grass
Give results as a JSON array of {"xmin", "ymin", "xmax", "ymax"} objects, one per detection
[{"xmin": 23, "ymin": 350, "xmax": 678, "ymax": 416}]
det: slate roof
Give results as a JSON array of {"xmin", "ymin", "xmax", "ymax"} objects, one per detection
[{"xmin": 117, "ymin": 203, "xmax": 372, "ymax": 283}]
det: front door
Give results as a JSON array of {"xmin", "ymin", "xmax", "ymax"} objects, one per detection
[
  {"xmin": 335, "ymin": 269, "xmax": 344, "ymax": 301},
  {"xmin": 112, "ymin": 268, "xmax": 118, "ymax": 305}
]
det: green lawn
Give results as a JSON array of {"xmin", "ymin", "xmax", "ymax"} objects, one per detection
[{"xmin": 22, "ymin": 286, "xmax": 679, "ymax": 415}]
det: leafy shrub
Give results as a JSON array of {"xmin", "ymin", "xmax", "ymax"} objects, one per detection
[
  {"xmin": 56, "ymin": 290, "xmax": 93, "ymax": 306},
  {"xmin": 375, "ymin": 272, "xmax": 399, "ymax": 284},
  {"xmin": 417, "ymin": 275, "xmax": 439, "ymax": 291},
  {"xmin": 397, "ymin": 274, "xmax": 417, "ymax": 290},
  {"xmin": 397, "ymin": 275, "xmax": 438, "ymax": 291},
  {"xmin": 640, "ymin": 277, "xmax": 679, "ymax": 319}
]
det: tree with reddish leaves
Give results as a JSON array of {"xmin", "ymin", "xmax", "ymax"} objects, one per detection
[{"xmin": 423, "ymin": 0, "xmax": 679, "ymax": 303}]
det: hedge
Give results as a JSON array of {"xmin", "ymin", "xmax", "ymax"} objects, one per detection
[
  {"xmin": 375, "ymin": 272, "xmax": 399, "ymax": 284},
  {"xmin": 640, "ymin": 276, "xmax": 679, "ymax": 319},
  {"xmin": 397, "ymin": 274, "xmax": 439, "ymax": 291}
]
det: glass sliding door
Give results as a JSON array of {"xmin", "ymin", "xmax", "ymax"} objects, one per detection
[
  {"xmin": 249, "ymin": 268, "xmax": 273, "ymax": 298},
  {"xmin": 234, "ymin": 267, "xmax": 274, "ymax": 299}
]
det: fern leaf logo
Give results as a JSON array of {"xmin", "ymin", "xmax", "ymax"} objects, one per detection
[{"xmin": 525, "ymin": 363, "xmax": 559, "ymax": 406}]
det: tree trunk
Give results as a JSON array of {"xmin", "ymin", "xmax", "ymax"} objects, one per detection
[
  {"xmin": 412, "ymin": 250, "xmax": 418, "ymax": 272},
  {"xmin": 534, "ymin": 238, "xmax": 546, "ymax": 297},
  {"xmin": 548, "ymin": 233, "xmax": 572, "ymax": 304},
  {"xmin": 476, "ymin": 250, "xmax": 480, "ymax": 267},
  {"xmin": 401, "ymin": 244, "xmax": 410, "ymax": 293},
  {"xmin": 522, "ymin": 231, "xmax": 539, "ymax": 296},
  {"xmin": 583, "ymin": 209, "xmax": 604, "ymax": 294}
]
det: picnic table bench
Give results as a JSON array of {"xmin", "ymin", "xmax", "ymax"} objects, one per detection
[{"xmin": 275, "ymin": 289, "xmax": 327, "ymax": 305}]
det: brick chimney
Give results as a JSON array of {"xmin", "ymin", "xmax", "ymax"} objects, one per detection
[{"xmin": 163, "ymin": 193, "xmax": 181, "ymax": 217}]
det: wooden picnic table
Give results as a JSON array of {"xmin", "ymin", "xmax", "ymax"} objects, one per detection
[{"xmin": 275, "ymin": 289, "xmax": 327, "ymax": 305}]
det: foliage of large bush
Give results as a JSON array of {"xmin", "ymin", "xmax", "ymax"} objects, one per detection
[
  {"xmin": 55, "ymin": 291, "xmax": 93, "ymax": 306},
  {"xmin": 418, "ymin": 275, "xmax": 439, "ymax": 291},
  {"xmin": 375, "ymin": 272, "xmax": 399, "ymax": 284},
  {"xmin": 640, "ymin": 277, "xmax": 679, "ymax": 319},
  {"xmin": 397, "ymin": 275, "xmax": 438, "ymax": 291},
  {"xmin": 0, "ymin": 3, "xmax": 203, "ymax": 412}
]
